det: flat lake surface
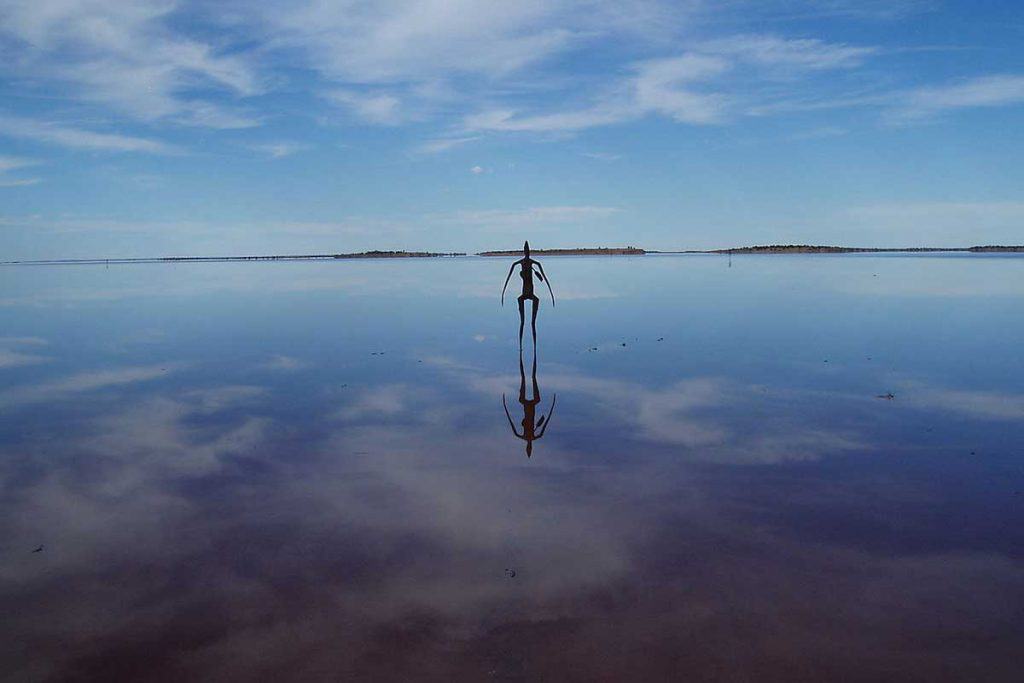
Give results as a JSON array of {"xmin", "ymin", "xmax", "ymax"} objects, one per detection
[{"xmin": 2, "ymin": 254, "xmax": 1023, "ymax": 681}]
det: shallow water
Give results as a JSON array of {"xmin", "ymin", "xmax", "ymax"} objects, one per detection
[{"xmin": 2, "ymin": 254, "xmax": 1023, "ymax": 681}]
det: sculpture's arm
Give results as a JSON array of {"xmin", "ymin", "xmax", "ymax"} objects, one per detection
[
  {"xmin": 500, "ymin": 261, "xmax": 518, "ymax": 306},
  {"xmin": 502, "ymin": 394, "xmax": 523, "ymax": 437},
  {"xmin": 537, "ymin": 394, "xmax": 556, "ymax": 437},
  {"xmin": 535, "ymin": 262, "xmax": 555, "ymax": 306}
]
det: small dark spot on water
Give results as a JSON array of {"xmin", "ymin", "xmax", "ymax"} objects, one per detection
[
  {"xmin": 32, "ymin": 545, "xmax": 43, "ymax": 553},
  {"xmin": 504, "ymin": 568, "xmax": 516, "ymax": 578}
]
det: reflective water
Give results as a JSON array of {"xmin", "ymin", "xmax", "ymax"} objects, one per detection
[{"xmin": 2, "ymin": 254, "xmax": 1023, "ymax": 681}]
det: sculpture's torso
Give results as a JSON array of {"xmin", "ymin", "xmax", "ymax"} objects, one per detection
[{"xmin": 518, "ymin": 258, "xmax": 535, "ymax": 297}]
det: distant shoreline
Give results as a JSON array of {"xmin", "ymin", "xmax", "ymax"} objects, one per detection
[
  {"xmin": 687, "ymin": 245, "xmax": 1024, "ymax": 254},
  {"xmin": 482, "ymin": 245, "xmax": 1024, "ymax": 256},
  {"xmin": 477, "ymin": 247, "xmax": 645, "ymax": 257},
  {"xmin": 0, "ymin": 250, "xmax": 465, "ymax": 266},
  {"xmin": 3, "ymin": 245, "xmax": 1023, "ymax": 266}
]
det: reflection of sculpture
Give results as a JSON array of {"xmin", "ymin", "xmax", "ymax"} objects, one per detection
[
  {"xmin": 501, "ymin": 241, "xmax": 554, "ymax": 348},
  {"xmin": 503, "ymin": 349, "xmax": 556, "ymax": 458}
]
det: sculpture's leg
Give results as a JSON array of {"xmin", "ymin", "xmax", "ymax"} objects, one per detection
[
  {"xmin": 530, "ymin": 296, "xmax": 539, "ymax": 347},
  {"xmin": 517, "ymin": 297, "xmax": 526, "ymax": 347}
]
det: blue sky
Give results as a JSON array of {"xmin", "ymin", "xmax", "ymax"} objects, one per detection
[{"xmin": 1, "ymin": 0, "xmax": 1023, "ymax": 257}]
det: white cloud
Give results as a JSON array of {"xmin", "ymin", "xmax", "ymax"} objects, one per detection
[
  {"xmin": 181, "ymin": 385, "xmax": 268, "ymax": 413},
  {"xmin": 759, "ymin": 0, "xmax": 934, "ymax": 20},
  {"xmin": 789, "ymin": 125, "xmax": 848, "ymax": 140},
  {"xmin": 414, "ymin": 136, "xmax": 481, "ymax": 154},
  {"xmin": 0, "ymin": 156, "xmax": 37, "ymax": 173},
  {"xmin": 326, "ymin": 89, "xmax": 404, "ymax": 125},
  {"xmin": 754, "ymin": 73, "xmax": 1024, "ymax": 124},
  {"xmin": 899, "ymin": 381, "xmax": 1024, "ymax": 421},
  {"xmin": 260, "ymin": 355, "xmax": 308, "ymax": 371},
  {"xmin": 469, "ymin": 165, "xmax": 486, "ymax": 174},
  {"xmin": 0, "ymin": 364, "xmax": 181, "ymax": 408},
  {"xmin": 0, "ymin": 177, "xmax": 40, "ymax": 187},
  {"xmin": 335, "ymin": 384, "xmax": 421, "ymax": 421},
  {"xmin": 248, "ymin": 141, "xmax": 309, "ymax": 159},
  {"xmin": 0, "ymin": 154, "xmax": 41, "ymax": 186},
  {"xmin": 466, "ymin": 368, "xmax": 864, "ymax": 464},
  {"xmin": 699, "ymin": 35, "xmax": 877, "ymax": 71},
  {"xmin": 889, "ymin": 75, "xmax": 1024, "ymax": 122},
  {"xmin": 0, "ymin": 115, "xmax": 176, "ymax": 153},
  {"xmin": 175, "ymin": 103, "xmax": 261, "ymax": 130},
  {"xmin": 444, "ymin": 205, "xmax": 620, "ymax": 228},
  {"xmin": 464, "ymin": 104, "xmax": 634, "ymax": 133},
  {"xmin": 0, "ymin": 0, "xmax": 261, "ymax": 127},
  {"xmin": 460, "ymin": 32, "xmax": 882, "ymax": 134},
  {"xmin": 631, "ymin": 53, "xmax": 731, "ymax": 124},
  {"xmin": 3, "ymin": 0, "xmax": 1015, "ymax": 154},
  {"xmin": 0, "ymin": 336, "xmax": 50, "ymax": 369},
  {"xmin": 259, "ymin": 1, "xmax": 588, "ymax": 83}
]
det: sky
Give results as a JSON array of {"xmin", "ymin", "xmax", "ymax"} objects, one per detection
[{"xmin": 0, "ymin": 0, "xmax": 1023, "ymax": 258}]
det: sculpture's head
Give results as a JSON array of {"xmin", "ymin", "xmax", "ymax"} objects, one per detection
[{"xmin": 523, "ymin": 240, "xmax": 531, "ymax": 257}]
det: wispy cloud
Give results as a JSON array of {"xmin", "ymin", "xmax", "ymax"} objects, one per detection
[
  {"xmin": 0, "ymin": 336, "xmax": 49, "ymax": 369},
  {"xmin": 737, "ymin": 0, "xmax": 935, "ymax": 22},
  {"xmin": 0, "ymin": 115, "xmax": 176, "ymax": 153},
  {"xmin": 698, "ymin": 34, "xmax": 877, "ymax": 72},
  {"xmin": 463, "ymin": 36, "xmax": 874, "ymax": 134},
  {"xmin": 247, "ymin": 141, "xmax": 309, "ymax": 159},
  {"xmin": 0, "ymin": 154, "xmax": 41, "ymax": 186},
  {"xmin": 0, "ymin": 177, "xmax": 40, "ymax": 187},
  {"xmin": 443, "ymin": 205, "xmax": 620, "ymax": 229},
  {"xmin": 888, "ymin": 74, "xmax": 1024, "ymax": 122},
  {"xmin": 899, "ymin": 381, "xmax": 1024, "ymax": 421},
  {"xmin": 325, "ymin": 89, "xmax": 405, "ymax": 125},
  {"xmin": 752, "ymin": 73, "xmax": 1024, "ymax": 124},
  {"xmin": 0, "ymin": 364, "xmax": 180, "ymax": 408},
  {"xmin": 464, "ymin": 367, "xmax": 865, "ymax": 463},
  {"xmin": 0, "ymin": 0, "xmax": 261, "ymax": 127},
  {"xmin": 415, "ymin": 136, "xmax": 481, "ymax": 154},
  {"xmin": 258, "ymin": 2, "xmax": 596, "ymax": 83},
  {"xmin": 260, "ymin": 355, "xmax": 308, "ymax": 371},
  {"xmin": 0, "ymin": 156, "xmax": 37, "ymax": 173},
  {"xmin": 789, "ymin": 125, "xmax": 848, "ymax": 140}
]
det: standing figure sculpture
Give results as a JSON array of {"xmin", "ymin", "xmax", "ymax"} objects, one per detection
[
  {"xmin": 503, "ymin": 349, "xmax": 556, "ymax": 458},
  {"xmin": 501, "ymin": 241, "xmax": 555, "ymax": 347}
]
